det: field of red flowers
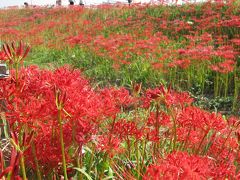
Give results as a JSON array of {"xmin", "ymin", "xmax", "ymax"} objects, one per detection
[{"xmin": 0, "ymin": 1, "xmax": 239, "ymax": 179}]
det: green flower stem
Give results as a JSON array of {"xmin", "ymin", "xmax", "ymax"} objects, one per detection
[
  {"xmin": 224, "ymin": 73, "xmax": 228, "ymax": 98},
  {"xmin": 201, "ymin": 67, "xmax": 206, "ymax": 95},
  {"xmin": 20, "ymin": 154, "xmax": 27, "ymax": 180},
  {"xmin": 135, "ymin": 141, "xmax": 140, "ymax": 179},
  {"xmin": 172, "ymin": 117, "xmax": 177, "ymax": 151},
  {"xmin": 217, "ymin": 129, "xmax": 232, "ymax": 158},
  {"xmin": 154, "ymin": 103, "xmax": 160, "ymax": 155},
  {"xmin": 187, "ymin": 67, "xmax": 191, "ymax": 89},
  {"xmin": 58, "ymin": 109, "xmax": 68, "ymax": 180},
  {"xmin": 141, "ymin": 139, "xmax": 147, "ymax": 169},
  {"xmin": 182, "ymin": 127, "xmax": 192, "ymax": 151},
  {"xmin": 195, "ymin": 129, "xmax": 209, "ymax": 155},
  {"xmin": 214, "ymin": 73, "xmax": 219, "ymax": 98},
  {"xmin": 76, "ymin": 147, "xmax": 83, "ymax": 180},
  {"xmin": 31, "ymin": 143, "xmax": 41, "ymax": 180},
  {"xmin": 169, "ymin": 108, "xmax": 177, "ymax": 152},
  {"xmin": 7, "ymin": 171, "xmax": 12, "ymax": 180},
  {"xmin": 232, "ymin": 71, "xmax": 239, "ymax": 112}
]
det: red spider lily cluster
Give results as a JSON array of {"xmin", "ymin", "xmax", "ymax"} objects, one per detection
[
  {"xmin": 0, "ymin": 64, "xmax": 134, "ymax": 178},
  {"xmin": 0, "ymin": 42, "xmax": 239, "ymax": 179}
]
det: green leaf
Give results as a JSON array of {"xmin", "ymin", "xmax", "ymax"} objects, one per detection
[
  {"xmin": 102, "ymin": 176, "xmax": 114, "ymax": 180},
  {"xmin": 108, "ymin": 167, "xmax": 114, "ymax": 178},
  {"xmin": 74, "ymin": 167, "xmax": 92, "ymax": 180},
  {"xmin": 83, "ymin": 146, "xmax": 93, "ymax": 155}
]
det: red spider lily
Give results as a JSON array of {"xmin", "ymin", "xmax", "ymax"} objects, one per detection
[
  {"xmin": 214, "ymin": 46, "xmax": 238, "ymax": 60},
  {"xmin": 176, "ymin": 127, "xmax": 203, "ymax": 147},
  {"xmin": 112, "ymin": 119, "xmax": 143, "ymax": 140},
  {"xmin": 210, "ymin": 59, "xmax": 236, "ymax": 74},
  {"xmin": 147, "ymin": 111, "xmax": 171, "ymax": 127},
  {"xmin": 2, "ymin": 41, "xmax": 30, "ymax": 65},
  {"xmin": 143, "ymin": 85, "xmax": 168, "ymax": 105},
  {"xmin": 0, "ymin": 51, "xmax": 7, "ymax": 61},
  {"xmin": 144, "ymin": 151, "xmax": 239, "ymax": 179},
  {"xmin": 143, "ymin": 86, "xmax": 193, "ymax": 109},
  {"xmin": 151, "ymin": 62, "xmax": 164, "ymax": 70},
  {"xmin": 99, "ymin": 87, "xmax": 136, "ymax": 114},
  {"xmin": 96, "ymin": 135, "xmax": 123, "ymax": 157},
  {"xmin": 231, "ymin": 38, "xmax": 240, "ymax": 46},
  {"xmin": 177, "ymin": 106, "xmax": 226, "ymax": 132},
  {"xmin": 144, "ymin": 128, "xmax": 161, "ymax": 142},
  {"xmin": 131, "ymin": 82, "xmax": 142, "ymax": 97},
  {"xmin": 227, "ymin": 116, "xmax": 240, "ymax": 127},
  {"xmin": 206, "ymin": 129, "xmax": 239, "ymax": 160},
  {"xmin": 168, "ymin": 59, "xmax": 191, "ymax": 69}
]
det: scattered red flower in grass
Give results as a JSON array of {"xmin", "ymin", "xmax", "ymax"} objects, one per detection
[
  {"xmin": 231, "ymin": 38, "xmax": 240, "ymax": 46},
  {"xmin": 210, "ymin": 59, "xmax": 236, "ymax": 73}
]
